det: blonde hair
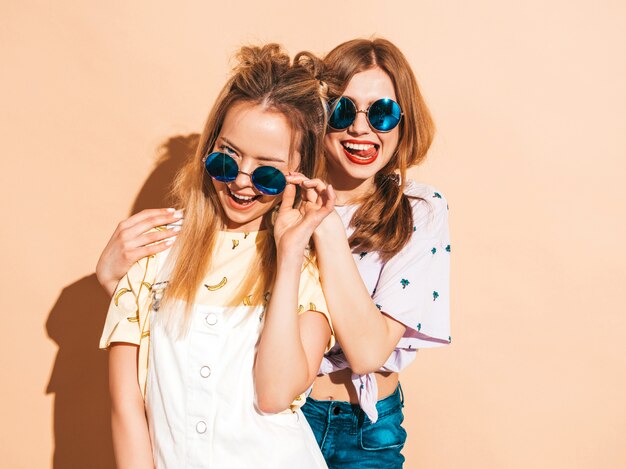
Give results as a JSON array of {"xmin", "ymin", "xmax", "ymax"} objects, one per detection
[
  {"xmin": 322, "ymin": 38, "xmax": 435, "ymax": 259},
  {"xmin": 160, "ymin": 44, "xmax": 328, "ymax": 330}
]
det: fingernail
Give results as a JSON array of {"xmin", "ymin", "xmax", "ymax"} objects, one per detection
[
  {"xmin": 165, "ymin": 237, "xmax": 176, "ymax": 245},
  {"xmin": 172, "ymin": 226, "xmax": 182, "ymax": 232},
  {"xmin": 167, "ymin": 208, "xmax": 176, "ymax": 213},
  {"xmin": 174, "ymin": 210, "xmax": 184, "ymax": 218}
]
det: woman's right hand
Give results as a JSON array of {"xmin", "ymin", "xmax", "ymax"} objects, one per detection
[
  {"xmin": 96, "ymin": 208, "xmax": 183, "ymax": 296},
  {"xmin": 273, "ymin": 178, "xmax": 335, "ymax": 257},
  {"xmin": 286, "ymin": 172, "xmax": 345, "ymax": 239}
]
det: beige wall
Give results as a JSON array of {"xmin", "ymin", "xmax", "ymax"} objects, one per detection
[{"xmin": 2, "ymin": 1, "xmax": 625, "ymax": 468}]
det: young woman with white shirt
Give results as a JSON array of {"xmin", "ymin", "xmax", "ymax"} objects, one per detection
[{"xmin": 100, "ymin": 44, "xmax": 337, "ymax": 468}]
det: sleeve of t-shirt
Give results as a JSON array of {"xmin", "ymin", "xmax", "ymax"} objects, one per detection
[
  {"xmin": 298, "ymin": 258, "xmax": 335, "ymax": 352},
  {"xmin": 99, "ymin": 254, "xmax": 158, "ymax": 349},
  {"xmin": 372, "ymin": 187, "xmax": 451, "ymax": 347}
]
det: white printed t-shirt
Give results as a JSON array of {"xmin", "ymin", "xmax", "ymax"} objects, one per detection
[{"xmin": 319, "ymin": 180, "xmax": 451, "ymax": 422}]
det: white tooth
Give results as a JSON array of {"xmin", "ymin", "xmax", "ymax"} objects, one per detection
[
  {"xmin": 231, "ymin": 191, "xmax": 253, "ymax": 201},
  {"xmin": 343, "ymin": 142, "xmax": 374, "ymax": 151}
]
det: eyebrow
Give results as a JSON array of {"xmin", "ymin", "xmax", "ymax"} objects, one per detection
[
  {"xmin": 219, "ymin": 137, "xmax": 287, "ymax": 164},
  {"xmin": 343, "ymin": 95, "xmax": 395, "ymax": 107}
]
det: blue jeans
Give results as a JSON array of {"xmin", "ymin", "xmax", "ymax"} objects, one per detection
[{"xmin": 302, "ymin": 384, "xmax": 407, "ymax": 468}]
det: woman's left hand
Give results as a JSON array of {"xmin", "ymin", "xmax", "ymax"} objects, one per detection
[{"xmin": 273, "ymin": 176, "xmax": 335, "ymax": 255}]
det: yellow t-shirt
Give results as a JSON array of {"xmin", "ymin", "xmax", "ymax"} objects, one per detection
[{"xmin": 100, "ymin": 230, "xmax": 333, "ymax": 408}]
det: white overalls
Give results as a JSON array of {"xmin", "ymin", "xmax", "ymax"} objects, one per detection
[{"xmin": 101, "ymin": 230, "xmax": 332, "ymax": 469}]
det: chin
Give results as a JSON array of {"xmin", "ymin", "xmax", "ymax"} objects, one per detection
[{"xmin": 330, "ymin": 150, "xmax": 388, "ymax": 183}]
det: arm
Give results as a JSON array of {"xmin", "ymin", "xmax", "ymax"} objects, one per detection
[
  {"xmin": 312, "ymin": 187, "xmax": 451, "ymax": 373},
  {"xmin": 312, "ymin": 214, "xmax": 406, "ymax": 375},
  {"xmin": 109, "ymin": 344, "xmax": 153, "ymax": 469},
  {"xmin": 96, "ymin": 208, "xmax": 182, "ymax": 296},
  {"xmin": 254, "ymin": 252, "xmax": 331, "ymax": 413},
  {"xmin": 254, "ymin": 183, "xmax": 334, "ymax": 413}
]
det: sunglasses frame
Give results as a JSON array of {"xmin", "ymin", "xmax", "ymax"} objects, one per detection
[
  {"xmin": 328, "ymin": 96, "xmax": 404, "ymax": 133},
  {"xmin": 202, "ymin": 151, "xmax": 287, "ymax": 196}
]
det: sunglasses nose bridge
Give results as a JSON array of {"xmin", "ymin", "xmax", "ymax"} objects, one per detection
[
  {"xmin": 229, "ymin": 168, "xmax": 255, "ymax": 191},
  {"xmin": 348, "ymin": 108, "xmax": 371, "ymax": 134}
]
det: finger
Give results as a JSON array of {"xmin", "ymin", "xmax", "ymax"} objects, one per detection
[
  {"xmin": 301, "ymin": 178, "xmax": 327, "ymax": 191},
  {"xmin": 322, "ymin": 184, "xmax": 336, "ymax": 213},
  {"xmin": 117, "ymin": 208, "xmax": 182, "ymax": 232},
  {"xmin": 131, "ymin": 226, "xmax": 181, "ymax": 249},
  {"xmin": 302, "ymin": 180, "xmax": 326, "ymax": 205},
  {"xmin": 309, "ymin": 185, "xmax": 335, "ymax": 219},
  {"xmin": 278, "ymin": 184, "xmax": 297, "ymax": 213},
  {"xmin": 301, "ymin": 186, "xmax": 319, "ymax": 205},
  {"xmin": 307, "ymin": 179, "xmax": 329, "ymax": 206},
  {"xmin": 286, "ymin": 174, "xmax": 308, "ymax": 185},
  {"xmin": 133, "ymin": 238, "xmax": 176, "ymax": 260},
  {"xmin": 118, "ymin": 213, "xmax": 184, "ymax": 242}
]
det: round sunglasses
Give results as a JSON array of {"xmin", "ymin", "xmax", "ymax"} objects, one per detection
[
  {"xmin": 203, "ymin": 151, "xmax": 287, "ymax": 196},
  {"xmin": 328, "ymin": 97, "xmax": 403, "ymax": 133}
]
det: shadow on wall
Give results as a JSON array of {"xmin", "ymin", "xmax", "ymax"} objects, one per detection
[{"xmin": 45, "ymin": 134, "xmax": 199, "ymax": 469}]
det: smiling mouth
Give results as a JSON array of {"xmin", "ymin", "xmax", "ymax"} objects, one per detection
[
  {"xmin": 341, "ymin": 141, "xmax": 379, "ymax": 165},
  {"xmin": 227, "ymin": 187, "xmax": 260, "ymax": 208}
]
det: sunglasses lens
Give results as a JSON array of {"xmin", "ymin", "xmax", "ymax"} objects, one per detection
[
  {"xmin": 252, "ymin": 166, "xmax": 286, "ymax": 195},
  {"xmin": 205, "ymin": 152, "xmax": 238, "ymax": 182},
  {"xmin": 328, "ymin": 97, "xmax": 356, "ymax": 130},
  {"xmin": 368, "ymin": 99, "xmax": 402, "ymax": 132}
]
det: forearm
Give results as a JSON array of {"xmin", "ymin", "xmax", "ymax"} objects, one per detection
[
  {"xmin": 111, "ymin": 400, "xmax": 153, "ymax": 469},
  {"xmin": 254, "ymin": 252, "xmax": 311, "ymax": 413},
  {"xmin": 313, "ymin": 227, "xmax": 405, "ymax": 374},
  {"xmin": 109, "ymin": 345, "xmax": 153, "ymax": 469}
]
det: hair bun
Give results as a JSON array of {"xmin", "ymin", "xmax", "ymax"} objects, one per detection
[
  {"xmin": 294, "ymin": 51, "xmax": 329, "ymax": 98},
  {"xmin": 233, "ymin": 44, "xmax": 290, "ymax": 74},
  {"xmin": 293, "ymin": 51, "xmax": 323, "ymax": 79}
]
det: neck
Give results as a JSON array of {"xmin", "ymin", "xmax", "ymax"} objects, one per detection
[
  {"xmin": 326, "ymin": 173, "xmax": 375, "ymax": 206},
  {"xmin": 223, "ymin": 216, "xmax": 266, "ymax": 233}
]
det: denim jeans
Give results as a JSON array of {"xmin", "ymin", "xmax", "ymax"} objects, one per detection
[{"xmin": 301, "ymin": 384, "xmax": 407, "ymax": 468}]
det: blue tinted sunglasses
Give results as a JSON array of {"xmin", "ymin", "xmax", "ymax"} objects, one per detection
[
  {"xmin": 203, "ymin": 151, "xmax": 286, "ymax": 196},
  {"xmin": 328, "ymin": 97, "xmax": 403, "ymax": 132}
]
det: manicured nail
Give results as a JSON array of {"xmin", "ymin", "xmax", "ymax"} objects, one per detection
[
  {"xmin": 165, "ymin": 237, "xmax": 176, "ymax": 245},
  {"xmin": 165, "ymin": 221, "xmax": 182, "ymax": 229},
  {"xmin": 166, "ymin": 208, "xmax": 176, "ymax": 213},
  {"xmin": 174, "ymin": 210, "xmax": 184, "ymax": 218},
  {"xmin": 172, "ymin": 226, "xmax": 182, "ymax": 232}
]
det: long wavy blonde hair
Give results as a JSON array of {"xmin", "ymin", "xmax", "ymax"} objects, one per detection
[{"xmin": 160, "ymin": 44, "xmax": 328, "ymax": 329}]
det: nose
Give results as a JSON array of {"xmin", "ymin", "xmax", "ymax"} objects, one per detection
[
  {"xmin": 232, "ymin": 168, "xmax": 254, "ymax": 190},
  {"xmin": 348, "ymin": 109, "xmax": 370, "ymax": 135}
]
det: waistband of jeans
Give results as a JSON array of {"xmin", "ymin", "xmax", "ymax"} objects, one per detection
[{"xmin": 307, "ymin": 383, "xmax": 404, "ymax": 419}]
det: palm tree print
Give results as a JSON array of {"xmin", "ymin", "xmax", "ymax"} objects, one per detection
[
  {"xmin": 433, "ymin": 291, "xmax": 439, "ymax": 301},
  {"xmin": 433, "ymin": 192, "xmax": 442, "ymax": 199},
  {"xmin": 431, "ymin": 247, "xmax": 437, "ymax": 255},
  {"xmin": 401, "ymin": 279, "xmax": 410, "ymax": 289},
  {"xmin": 446, "ymin": 244, "xmax": 451, "ymax": 252}
]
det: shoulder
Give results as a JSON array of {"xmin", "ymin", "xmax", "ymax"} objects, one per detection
[
  {"xmin": 403, "ymin": 180, "xmax": 447, "ymax": 201},
  {"xmin": 404, "ymin": 180, "xmax": 449, "ymax": 240},
  {"xmin": 124, "ymin": 245, "xmax": 174, "ymax": 288}
]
